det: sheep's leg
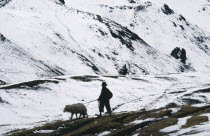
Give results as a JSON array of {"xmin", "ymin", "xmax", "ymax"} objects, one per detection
[
  {"xmin": 76, "ymin": 113, "xmax": 78, "ymax": 119},
  {"xmin": 79, "ymin": 114, "xmax": 82, "ymax": 118},
  {"xmin": 71, "ymin": 113, "xmax": 74, "ymax": 120}
]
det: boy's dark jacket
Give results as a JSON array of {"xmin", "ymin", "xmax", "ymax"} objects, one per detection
[{"xmin": 98, "ymin": 87, "xmax": 113, "ymax": 102}]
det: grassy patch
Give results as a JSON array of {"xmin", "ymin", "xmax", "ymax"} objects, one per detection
[
  {"xmin": 131, "ymin": 78, "xmax": 149, "ymax": 82},
  {"xmin": 53, "ymin": 77, "xmax": 67, "ymax": 81},
  {"xmin": 140, "ymin": 110, "xmax": 172, "ymax": 120},
  {"xmin": 8, "ymin": 119, "xmax": 83, "ymax": 136},
  {"xmin": 8, "ymin": 105, "xmax": 210, "ymax": 136},
  {"xmin": 182, "ymin": 98, "xmax": 202, "ymax": 105},
  {"xmin": 68, "ymin": 122, "xmax": 121, "ymax": 136},
  {"xmin": 123, "ymin": 114, "xmax": 142, "ymax": 124},
  {"xmin": 71, "ymin": 76, "xmax": 99, "ymax": 82},
  {"xmin": 191, "ymin": 107, "xmax": 210, "ymax": 116},
  {"xmin": 107, "ymin": 120, "xmax": 156, "ymax": 136},
  {"xmin": 184, "ymin": 87, "xmax": 210, "ymax": 97},
  {"xmin": 182, "ymin": 116, "xmax": 208, "ymax": 128},
  {"xmin": 166, "ymin": 102, "xmax": 178, "ymax": 108},
  {"xmin": 171, "ymin": 106, "xmax": 210, "ymax": 118},
  {"xmin": 0, "ymin": 80, "xmax": 59, "ymax": 89},
  {"xmin": 155, "ymin": 76, "xmax": 177, "ymax": 81},
  {"xmin": 169, "ymin": 91, "xmax": 186, "ymax": 94},
  {"xmin": 103, "ymin": 76, "xmax": 118, "ymax": 79},
  {"xmin": 137, "ymin": 118, "xmax": 178, "ymax": 136},
  {"xmin": 182, "ymin": 131, "xmax": 201, "ymax": 135}
]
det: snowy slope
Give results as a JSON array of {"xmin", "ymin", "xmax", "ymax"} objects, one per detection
[
  {"xmin": 156, "ymin": 0, "xmax": 210, "ymax": 33},
  {"xmin": 0, "ymin": 0, "xmax": 209, "ymax": 83},
  {"xmin": 0, "ymin": 0, "xmax": 210, "ymax": 135},
  {"xmin": 67, "ymin": 0, "xmax": 210, "ymax": 73},
  {"xmin": 0, "ymin": 72, "xmax": 210, "ymax": 135}
]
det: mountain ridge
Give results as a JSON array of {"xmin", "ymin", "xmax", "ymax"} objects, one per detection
[{"xmin": 0, "ymin": 0, "xmax": 200, "ymax": 83}]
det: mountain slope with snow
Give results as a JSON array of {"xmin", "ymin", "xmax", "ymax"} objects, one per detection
[
  {"xmin": 155, "ymin": 0, "xmax": 210, "ymax": 33},
  {"xmin": 1, "ymin": 0, "xmax": 210, "ymax": 135},
  {"xmin": 67, "ymin": 0, "xmax": 210, "ymax": 73},
  {"xmin": 0, "ymin": 0, "xmax": 210, "ymax": 83}
]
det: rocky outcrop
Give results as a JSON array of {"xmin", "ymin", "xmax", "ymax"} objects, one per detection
[
  {"xmin": 59, "ymin": 0, "xmax": 65, "ymax": 4},
  {"xmin": 161, "ymin": 4, "xmax": 174, "ymax": 15},
  {"xmin": 171, "ymin": 47, "xmax": 187, "ymax": 64}
]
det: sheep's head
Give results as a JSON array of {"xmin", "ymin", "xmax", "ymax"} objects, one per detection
[{"xmin": 63, "ymin": 105, "xmax": 70, "ymax": 112}]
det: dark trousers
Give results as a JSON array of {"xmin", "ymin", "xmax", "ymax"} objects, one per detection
[{"xmin": 99, "ymin": 100, "xmax": 111, "ymax": 113}]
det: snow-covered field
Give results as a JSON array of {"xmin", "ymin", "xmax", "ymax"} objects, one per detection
[{"xmin": 0, "ymin": 72, "xmax": 210, "ymax": 135}]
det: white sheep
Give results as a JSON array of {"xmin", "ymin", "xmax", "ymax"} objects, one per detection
[{"xmin": 63, "ymin": 103, "xmax": 88, "ymax": 119}]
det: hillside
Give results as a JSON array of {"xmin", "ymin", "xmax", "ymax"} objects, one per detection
[
  {"xmin": 1, "ymin": 0, "xmax": 210, "ymax": 135},
  {"xmin": 1, "ymin": 72, "xmax": 210, "ymax": 135},
  {"xmin": 0, "ymin": 0, "xmax": 210, "ymax": 83},
  {"xmin": 6, "ymin": 103, "xmax": 210, "ymax": 136},
  {"xmin": 68, "ymin": 0, "xmax": 210, "ymax": 72}
]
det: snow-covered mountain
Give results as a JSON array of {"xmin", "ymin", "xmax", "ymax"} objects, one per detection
[
  {"xmin": 1, "ymin": 0, "xmax": 210, "ymax": 135},
  {"xmin": 157, "ymin": 0, "xmax": 210, "ymax": 33},
  {"xmin": 0, "ymin": 0, "xmax": 210, "ymax": 83},
  {"xmin": 67, "ymin": 0, "xmax": 210, "ymax": 72}
]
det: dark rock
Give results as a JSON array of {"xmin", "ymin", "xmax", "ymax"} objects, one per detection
[
  {"xmin": 173, "ymin": 22, "xmax": 177, "ymax": 27},
  {"xmin": 59, "ymin": 0, "xmax": 65, "ymax": 4},
  {"xmin": 76, "ymin": 53, "xmax": 100, "ymax": 73},
  {"xmin": 195, "ymin": 36, "xmax": 205, "ymax": 43},
  {"xmin": 171, "ymin": 47, "xmax": 187, "ymax": 63},
  {"xmin": 179, "ymin": 25, "xmax": 185, "ymax": 30},
  {"xmin": 180, "ymin": 48, "xmax": 187, "ymax": 64},
  {"xmin": 179, "ymin": 15, "xmax": 186, "ymax": 21},
  {"xmin": 135, "ymin": 5, "xmax": 146, "ymax": 11},
  {"xmin": 94, "ymin": 15, "xmax": 149, "ymax": 51},
  {"xmin": 0, "ymin": 34, "xmax": 6, "ymax": 42},
  {"xmin": 0, "ymin": 0, "xmax": 11, "ymax": 8},
  {"xmin": 112, "ymin": 51, "xmax": 119, "ymax": 55},
  {"xmin": 0, "ymin": 97, "xmax": 8, "ymax": 104},
  {"xmin": 135, "ymin": 2, "xmax": 152, "ymax": 12},
  {"xmin": 128, "ymin": 0, "xmax": 136, "ymax": 3},
  {"xmin": 166, "ymin": 102, "xmax": 177, "ymax": 107},
  {"xmin": 130, "ymin": 23, "xmax": 134, "ymax": 27},
  {"xmin": 161, "ymin": 4, "xmax": 174, "ymax": 15},
  {"xmin": 98, "ymin": 52, "xmax": 104, "ymax": 58},
  {"xmin": 119, "ymin": 65, "xmax": 129, "ymax": 75},
  {"xmin": 0, "ymin": 97, "xmax": 4, "ymax": 103},
  {"xmin": 98, "ymin": 29, "xmax": 107, "ymax": 36},
  {"xmin": 0, "ymin": 80, "xmax": 6, "ymax": 85},
  {"xmin": 179, "ymin": 66, "xmax": 185, "ymax": 72},
  {"xmin": 171, "ymin": 47, "xmax": 181, "ymax": 59}
]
